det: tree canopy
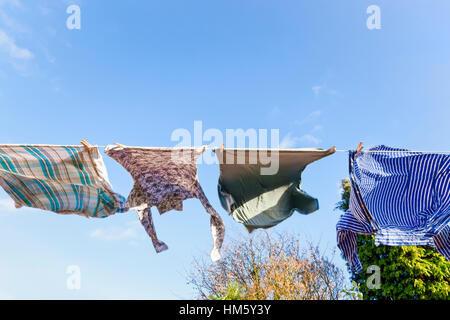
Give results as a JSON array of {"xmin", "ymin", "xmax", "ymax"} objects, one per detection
[{"xmin": 188, "ymin": 232, "xmax": 346, "ymax": 300}]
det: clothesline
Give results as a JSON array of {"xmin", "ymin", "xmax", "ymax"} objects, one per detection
[
  {"xmin": 335, "ymin": 149, "xmax": 450, "ymax": 154},
  {"xmin": 1, "ymin": 143, "xmax": 450, "ymax": 154},
  {"xmin": 0, "ymin": 143, "xmax": 448, "ymax": 265}
]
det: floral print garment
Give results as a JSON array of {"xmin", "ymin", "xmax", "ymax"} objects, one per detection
[{"xmin": 105, "ymin": 145, "xmax": 225, "ymax": 261}]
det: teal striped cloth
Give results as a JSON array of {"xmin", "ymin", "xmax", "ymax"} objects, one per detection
[{"xmin": 0, "ymin": 145, "xmax": 126, "ymax": 218}]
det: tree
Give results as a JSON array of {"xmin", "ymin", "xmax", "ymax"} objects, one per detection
[
  {"xmin": 336, "ymin": 179, "xmax": 450, "ymax": 300},
  {"xmin": 188, "ymin": 232, "xmax": 347, "ymax": 300}
]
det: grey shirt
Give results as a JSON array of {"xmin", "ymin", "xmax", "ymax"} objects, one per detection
[{"xmin": 214, "ymin": 148, "xmax": 334, "ymax": 231}]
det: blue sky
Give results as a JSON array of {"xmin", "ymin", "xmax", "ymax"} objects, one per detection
[{"xmin": 0, "ymin": 0, "xmax": 450, "ymax": 299}]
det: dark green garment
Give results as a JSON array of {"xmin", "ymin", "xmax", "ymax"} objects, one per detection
[{"xmin": 215, "ymin": 148, "xmax": 334, "ymax": 231}]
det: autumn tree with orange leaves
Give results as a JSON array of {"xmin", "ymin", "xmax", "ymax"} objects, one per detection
[{"xmin": 188, "ymin": 232, "xmax": 346, "ymax": 300}]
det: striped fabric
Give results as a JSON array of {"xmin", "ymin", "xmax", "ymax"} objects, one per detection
[
  {"xmin": 0, "ymin": 145, "xmax": 126, "ymax": 218},
  {"xmin": 337, "ymin": 145, "xmax": 450, "ymax": 273}
]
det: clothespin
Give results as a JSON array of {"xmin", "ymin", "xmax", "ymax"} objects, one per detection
[
  {"xmin": 221, "ymin": 143, "xmax": 224, "ymax": 151},
  {"xmin": 200, "ymin": 145, "xmax": 206, "ymax": 153},
  {"xmin": 355, "ymin": 142, "xmax": 364, "ymax": 156},
  {"xmin": 80, "ymin": 139, "xmax": 95, "ymax": 152},
  {"xmin": 111, "ymin": 142, "xmax": 125, "ymax": 151},
  {"xmin": 328, "ymin": 146, "xmax": 336, "ymax": 154}
]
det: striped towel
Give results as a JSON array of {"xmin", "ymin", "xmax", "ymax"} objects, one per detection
[
  {"xmin": 0, "ymin": 144, "xmax": 126, "ymax": 218},
  {"xmin": 337, "ymin": 145, "xmax": 450, "ymax": 273}
]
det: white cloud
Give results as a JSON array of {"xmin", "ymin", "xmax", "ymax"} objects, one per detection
[
  {"xmin": 284, "ymin": 109, "xmax": 324, "ymax": 148},
  {"xmin": 269, "ymin": 106, "xmax": 281, "ymax": 116},
  {"xmin": 39, "ymin": 6, "xmax": 52, "ymax": 16},
  {"xmin": 280, "ymin": 133, "xmax": 297, "ymax": 148},
  {"xmin": 90, "ymin": 221, "xmax": 142, "ymax": 243},
  {"xmin": 0, "ymin": 198, "xmax": 16, "ymax": 212},
  {"xmin": 0, "ymin": 0, "xmax": 22, "ymax": 8},
  {"xmin": 295, "ymin": 110, "xmax": 322, "ymax": 126},
  {"xmin": 307, "ymin": 110, "xmax": 321, "ymax": 119},
  {"xmin": 0, "ymin": 29, "xmax": 33, "ymax": 60},
  {"xmin": 298, "ymin": 134, "xmax": 321, "ymax": 145},
  {"xmin": 0, "ymin": 12, "xmax": 28, "ymax": 33},
  {"xmin": 312, "ymin": 83, "xmax": 338, "ymax": 97},
  {"xmin": 42, "ymin": 45, "xmax": 56, "ymax": 63},
  {"xmin": 328, "ymin": 89, "xmax": 338, "ymax": 95},
  {"xmin": 280, "ymin": 133, "xmax": 321, "ymax": 148},
  {"xmin": 44, "ymin": 26, "xmax": 57, "ymax": 37},
  {"xmin": 312, "ymin": 85, "xmax": 323, "ymax": 97},
  {"xmin": 0, "ymin": 2, "xmax": 36, "ymax": 75},
  {"xmin": 50, "ymin": 77, "xmax": 60, "ymax": 92}
]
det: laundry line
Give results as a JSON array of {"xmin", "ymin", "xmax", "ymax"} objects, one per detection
[
  {"xmin": 1, "ymin": 143, "xmax": 450, "ymax": 154},
  {"xmin": 335, "ymin": 149, "xmax": 450, "ymax": 154},
  {"xmin": 0, "ymin": 142, "xmax": 449, "ymax": 265}
]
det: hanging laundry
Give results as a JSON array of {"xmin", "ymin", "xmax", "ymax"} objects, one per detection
[
  {"xmin": 0, "ymin": 144, "xmax": 126, "ymax": 218},
  {"xmin": 105, "ymin": 145, "xmax": 225, "ymax": 261},
  {"xmin": 214, "ymin": 147, "xmax": 335, "ymax": 232},
  {"xmin": 337, "ymin": 145, "xmax": 450, "ymax": 273}
]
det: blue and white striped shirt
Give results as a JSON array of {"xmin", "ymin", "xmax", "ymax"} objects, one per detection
[{"xmin": 337, "ymin": 145, "xmax": 450, "ymax": 273}]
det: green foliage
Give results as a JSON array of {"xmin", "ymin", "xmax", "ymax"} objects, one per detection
[
  {"xmin": 340, "ymin": 281, "xmax": 363, "ymax": 300},
  {"xmin": 209, "ymin": 283, "xmax": 245, "ymax": 300},
  {"xmin": 336, "ymin": 179, "xmax": 450, "ymax": 300}
]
